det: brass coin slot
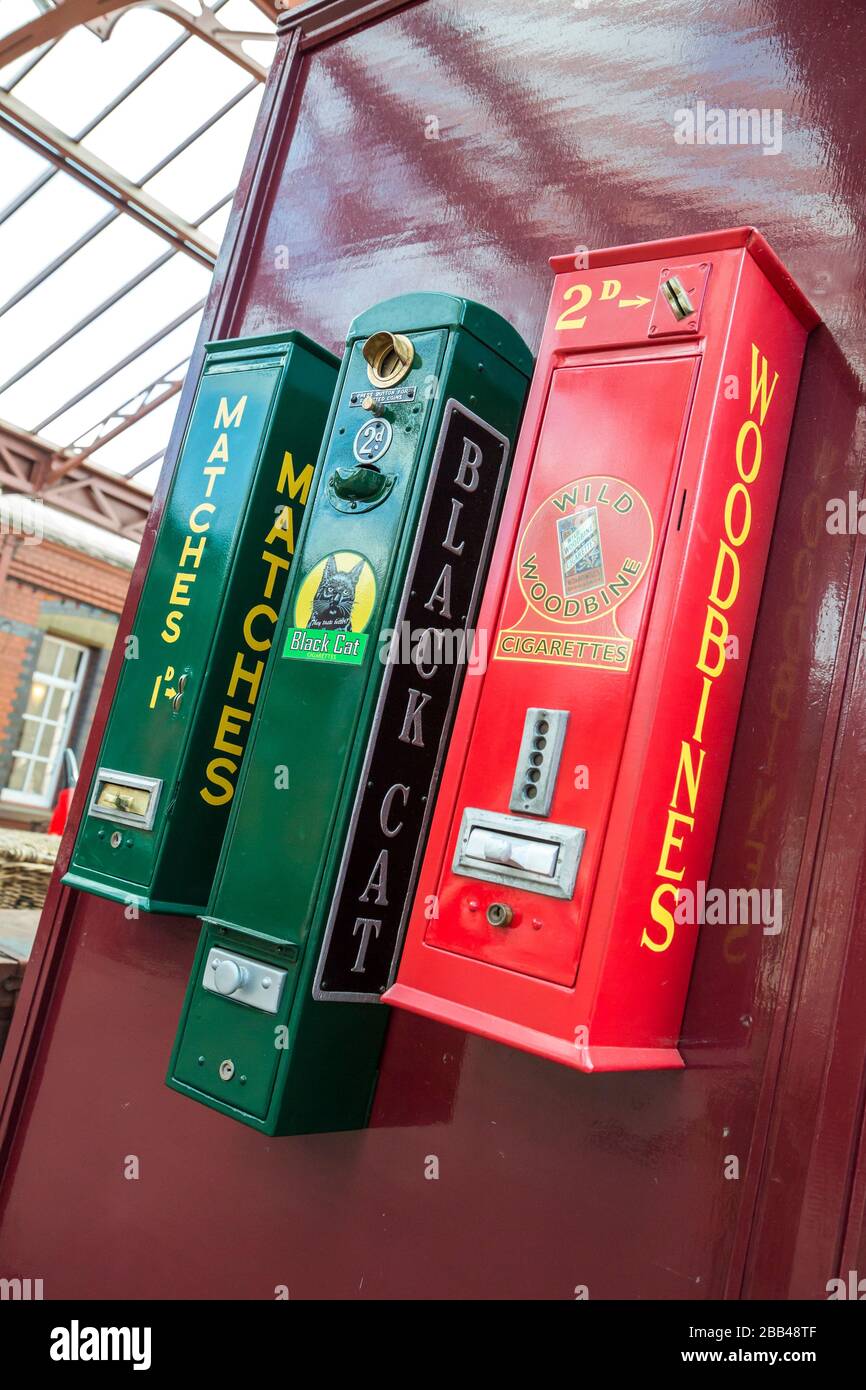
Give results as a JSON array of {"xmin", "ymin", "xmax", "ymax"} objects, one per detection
[
  {"xmin": 362, "ymin": 331, "xmax": 414, "ymax": 387},
  {"xmin": 660, "ymin": 274, "xmax": 695, "ymax": 322}
]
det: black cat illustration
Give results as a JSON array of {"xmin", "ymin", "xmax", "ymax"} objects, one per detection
[{"xmin": 307, "ymin": 555, "xmax": 365, "ymax": 631}]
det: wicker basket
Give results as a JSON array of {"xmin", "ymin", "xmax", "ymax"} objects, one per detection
[
  {"xmin": 0, "ymin": 955, "xmax": 24, "ymax": 1054},
  {"xmin": 0, "ymin": 830, "xmax": 60, "ymax": 912}
]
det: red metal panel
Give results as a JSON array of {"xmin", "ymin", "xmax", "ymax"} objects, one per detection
[
  {"xmin": 1, "ymin": 0, "xmax": 865, "ymax": 1301},
  {"xmin": 390, "ymin": 235, "xmax": 815, "ymax": 1073},
  {"xmin": 423, "ymin": 355, "xmax": 699, "ymax": 987}
]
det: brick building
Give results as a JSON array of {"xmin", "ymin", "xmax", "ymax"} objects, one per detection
[{"xmin": 0, "ymin": 428, "xmax": 149, "ymax": 831}]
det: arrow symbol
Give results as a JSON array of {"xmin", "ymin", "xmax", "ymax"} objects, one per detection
[
  {"xmin": 164, "ymin": 687, "xmax": 177, "ymax": 700},
  {"xmin": 618, "ymin": 295, "xmax": 652, "ymax": 309}
]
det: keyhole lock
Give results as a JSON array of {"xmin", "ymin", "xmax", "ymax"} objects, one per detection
[
  {"xmin": 487, "ymin": 902, "xmax": 514, "ymax": 928},
  {"xmin": 219, "ymin": 1059, "xmax": 235, "ymax": 1082}
]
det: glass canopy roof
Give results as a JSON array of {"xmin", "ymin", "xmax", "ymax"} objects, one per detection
[{"xmin": 0, "ymin": 0, "xmax": 278, "ymax": 495}]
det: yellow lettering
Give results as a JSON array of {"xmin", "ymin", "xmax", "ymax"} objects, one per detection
[
  {"xmin": 641, "ymin": 883, "xmax": 678, "ymax": 953},
  {"xmin": 228, "ymin": 651, "xmax": 265, "ymax": 705},
  {"xmin": 555, "ymin": 282, "xmax": 592, "ymax": 332},
  {"xmin": 200, "ymin": 758, "xmax": 236, "ymax": 806},
  {"xmin": 261, "ymin": 550, "xmax": 290, "ymax": 598},
  {"xmin": 646, "ymin": 345, "xmax": 779, "ymax": 951},
  {"xmin": 203, "ymin": 465, "xmax": 225, "ymax": 498},
  {"xmin": 749, "ymin": 344, "xmax": 778, "ymax": 426},
  {"xmin": 656, "ymin": 809, "xmax": 694, "ymax": 882},
  {"xmin": 736, "ymin": 418, "xmax": 762, "ymax": 484},
  {"xmin": 189, "ymin": 502, "xmax": 215, "ymax": 533},
  {"xmin": 169, "ymin": 572, "xmax": 196, "ymax": 607},
  {"xmin": 724, "ymin": 482, "xmax": 752, "ymax": 547},
  {"xmin": 214, "ymin": 395, "xmax": 248, "ymax": 429},
  {"xmin": 697, "ymin": 606, "xmax": 729, "ymax": 679},
  {"xmin": 709, "ymin": 540, "xmax": 740, "ymax": 610},
  {"xmin": 264, "ymin": 506, "xmax": 294, "ymax": 553},
  {"xmin": 161, "ymin": 611, "xmax": 182, "ymax": 643},
  {"xmin": 277, "ymin": 452, "xmax": 314, "ymax": 504},
  {"xmin": 179, "ymin": 533, "xmax": 207, "ymax": 569},
  {"xmin": 672, "ymin": 741, "xmax": 705, "ymax": 816},
  {"xmin": 692, "ymin": 674, "xmax": 713, "ymax": 743},
  {"xmin": 214, "ymin": 706, "xmax": 251, "ymax": 758},
  {"xmin": 243, "ymin": 603, "xmax": 277, "ymax": 651},
  {"xmin": 207, "ymin": 433, "xmax": 229, "ymax": 464}
]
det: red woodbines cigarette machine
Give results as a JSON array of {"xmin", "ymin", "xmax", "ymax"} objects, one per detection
[{"xmin": 385, "ymin": 228, "xmax": 818, "ymax": 1071}]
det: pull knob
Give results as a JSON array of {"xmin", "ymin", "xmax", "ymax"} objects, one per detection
[
  {"xmin": 475, "ymin": 830, "xmax": 559, "ymax": 878},
  {"xmin": 213, "ymin": 959, "xmax": 248, "ymax": 996},
  {"xmin": 482, "ymin": 833, "xmax": 514, "ymax": 865}
]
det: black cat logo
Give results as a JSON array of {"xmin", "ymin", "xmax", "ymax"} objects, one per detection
[{"xmin": 307, "ymin": 554, "xmax": 365, "ymax": 631}]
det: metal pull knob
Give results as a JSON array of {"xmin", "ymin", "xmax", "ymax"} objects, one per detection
[
  {"xmin": 213, "ymin": 959, "xmax": 248, "ymax": 996},
  {"xmin": 482, "ymin": 833, "xmax": 516, "ymax": 866},
  {"xmin": 478, "ymin": 831, "xmax": 559, "ymax": 878}
]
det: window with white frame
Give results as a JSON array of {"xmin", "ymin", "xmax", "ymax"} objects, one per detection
[{"xmin": 2, "ymin": 635, "xmax": 89, "ymax": 808}]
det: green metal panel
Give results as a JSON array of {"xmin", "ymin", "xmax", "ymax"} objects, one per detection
[
  {"xmin": 63, "ymin": 331, "xmax": 339, "ymax": 915},
  {"xmin": 172, "ymin": 928, "xmax": 298, "ymax": 1121},
  {"xmin": 167, "ymin": 293, "xmax": 531, "ymax": 1133}
]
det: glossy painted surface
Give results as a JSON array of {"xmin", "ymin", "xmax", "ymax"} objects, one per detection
[
  {"xmin": 1, "ymin": 0, "xmax": 865, "ymax": 1299},
  {"xmin": 167, "ymin": 293, "xmax": 529, "ymax": 1134},
  {"xmin": 391, "ymin": 233, "xmax": 814, "ymax": 1070},
  {"xmin": 422, "ymin": 356, "xmax": 700, "ymax": 987},
  {"xmin": 64, "ymin": 332, "xmax": 338, "ymax": 914}
]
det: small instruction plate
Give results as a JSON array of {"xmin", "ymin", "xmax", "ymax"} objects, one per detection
[{"xmin": 349, "ymin": 386, "xmax": 416, "ymax": 406}]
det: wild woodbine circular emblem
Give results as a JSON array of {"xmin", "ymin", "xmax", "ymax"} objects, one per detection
[
  {"xmin": 516, "ymin": 474, "xmax": 654, "ymax": 625},
  {"xmin": 493, "ymin": 474, "xmax": 656, "ymax": 673}
]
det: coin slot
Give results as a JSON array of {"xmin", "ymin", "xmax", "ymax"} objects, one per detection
[
  {"xmin": 362, "ymin": 331, "xmax": 415, "ymax": 387},
  {"xmin": 661, "ymin": 275, "xmax": 695, "ymax": 322},
  {"xmin": 510, "ymin": 708, "xmax": 568, "ymax": 817}
]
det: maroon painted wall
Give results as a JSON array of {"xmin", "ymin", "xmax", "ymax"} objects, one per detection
[{"xmin": 2, "ymin": 0, "xmax": 866, "ymax": 1299}]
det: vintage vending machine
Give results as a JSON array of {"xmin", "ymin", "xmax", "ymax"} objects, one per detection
[
  {"xmin": 167, "ymin": 292, "xmax": 532, "ymax": 1132},
  {"xmin": 386, "ymin": 228, "xmax": 818, "ymax": 1071},
  {"xmin": 63, "ymin": 331, "xmax": 338, "ymax": 915}
]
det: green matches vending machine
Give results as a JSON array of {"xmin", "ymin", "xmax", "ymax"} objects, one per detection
[{"xmin": 64, "ymin": 331, "xmax": 338, "ymax": 915}]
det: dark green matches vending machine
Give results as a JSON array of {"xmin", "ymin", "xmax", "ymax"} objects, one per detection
[
  {"xmin": 64, "ymin": 331, "xmax": 338, "ymax": 915},
  {"xmin": 167, "ymin": 293, "xmax": 532, "ymax": 1133}
]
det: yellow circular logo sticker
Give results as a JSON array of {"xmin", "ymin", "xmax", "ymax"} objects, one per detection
[{"xmin": 294, "ymin": 551, "xmax": 376, "ymax": 633}]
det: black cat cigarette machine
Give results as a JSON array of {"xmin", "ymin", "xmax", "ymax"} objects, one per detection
[{"xmin": 167, "ymin": 292, "xmax": 532, "ymax": 1134}]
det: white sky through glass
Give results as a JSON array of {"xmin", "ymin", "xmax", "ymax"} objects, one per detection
[{"xmin": 0, "ymin": 0, "xmax": 274, "ymax": 496}]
